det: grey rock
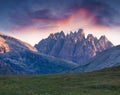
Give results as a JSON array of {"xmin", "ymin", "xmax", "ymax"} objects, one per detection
[{"xmin": 35, "ymin": 29, "xmax": 113, "ymax": 64}]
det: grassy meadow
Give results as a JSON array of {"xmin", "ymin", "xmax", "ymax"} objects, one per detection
[{"xmin": 0, "ymin": 66, "xmax": 120, "ymax": 95}]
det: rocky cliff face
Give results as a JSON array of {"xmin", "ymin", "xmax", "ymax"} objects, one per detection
[
  {"xmin": 35, "ymin": 29, "xmax": 113, "ymax": 64},
  {"xmin": 0, "ymin": 37, "xmax": 10, "ymax": 53}
]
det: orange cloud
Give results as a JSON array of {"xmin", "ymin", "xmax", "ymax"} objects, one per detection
[{"xmin": 11, "ymin": 8, "xmax": 114, "ymax": 35}]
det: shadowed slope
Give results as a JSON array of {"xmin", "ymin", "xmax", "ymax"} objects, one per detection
[
  {"xmin": 0, "ymin": 33, "xmax": 77, "ymax": 74},
  {"xmin": 72, "ymin": 45, "xmax": 120, "ymax": 72}
]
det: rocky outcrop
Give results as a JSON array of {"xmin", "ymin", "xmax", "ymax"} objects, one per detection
[
  {"xmin": 0, "ymin": 37, "xmax": 10, "ymax": 53},
  {"xmin": 35, "ymin": 29, "xmax": 113, "ymax": 64}
]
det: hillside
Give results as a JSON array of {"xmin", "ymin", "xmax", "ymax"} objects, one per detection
[
  {"xmin": 72, "ymin": 45, "xmax": 120, "ymax": 72},
  {"xmin": 35, "ymin": 29, "xmax": 113, "ymax": 64},
  {"xmin": 0, "ymin": 66, "xmax": 120, "ymax": 95},
  {"xmin": 0, "ymin": 33, "xmax": 77, "ymax": 74}
]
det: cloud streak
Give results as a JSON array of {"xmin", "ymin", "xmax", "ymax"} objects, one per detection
[
  {"xmin": 1, "ymin": 0, "xmax": 120, "ymax": 33},
  {"xmin": 69, "ymin": 0, "xmax": 120, "ymax": 27}
]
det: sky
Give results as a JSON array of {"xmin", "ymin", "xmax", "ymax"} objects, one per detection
[{"xmin": 0, "ymin": 0, "xmax": 120, "ymax": 46}]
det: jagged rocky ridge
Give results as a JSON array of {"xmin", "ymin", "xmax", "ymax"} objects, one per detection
[
  {"xmin": 35, "ymin": 29, "xmax": 113, "ymax": 64},
  {"xmin": 0, "ymin": 33, "xmax": 77, "ymax": 74}
]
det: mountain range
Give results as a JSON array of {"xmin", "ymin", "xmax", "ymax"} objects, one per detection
[
  {"xmin": 0, "ymin": 33, "xmax": 77, "ymax": 74},
  {"xmin": 35, "ymin": 29, "xmax": 113, "ymax": 64},
  {"xmin": 0, "ymin": 29, "xmax": 120, "ymax": 75}
]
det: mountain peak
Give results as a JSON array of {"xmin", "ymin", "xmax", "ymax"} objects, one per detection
[
  {"xmin": 35, "ymin": 29, "xmax": 113, "ymax": 64},
  {"xmin": 49, "ymin": 31, "xmax": 65, "ymax": 40},
  {"xmin": 78, "ymin": 29, "xmax": 85, "ymax": 35},
  {"xmin": 0, "ymin": 33, "xmax": 37, "ymax": 53},
  {"xmin": 98, "ymin": 35, "xmax": 113, "ymax": 49},
  {"xmin": 99, "ymin": 35, "xmax": 108, "ymax": 42},
  {"xmin": 87, "ymin": 34, "xmax": 94, "ymax": 41},
  {"xmin": 77, "ymin": 29, "xmax": 85, "ymax": 40},
  {"xmin": 66, "ymin": 29, "xmax": 85, "ymax": 41}
]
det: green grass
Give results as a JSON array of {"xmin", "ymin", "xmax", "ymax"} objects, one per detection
[{"xmin": 0, "ymin": 66, "xmax": 120, "ymax": 95}]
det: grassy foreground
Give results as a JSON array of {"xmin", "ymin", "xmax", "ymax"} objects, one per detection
[{"xmin": 0, "ymin": 66, "xmax": 120, "ymax": 95}]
